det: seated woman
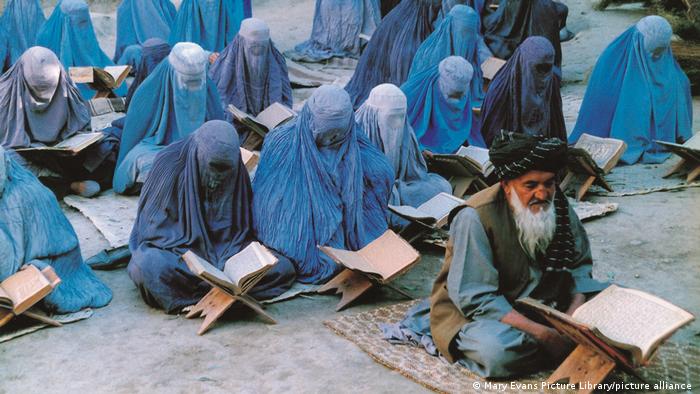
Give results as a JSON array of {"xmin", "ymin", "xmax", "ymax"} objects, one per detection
[
  {"xmin": 289, "ymin": 0, "xmax": 381, "ymax": 62},
  {"xmin": 344, "ymin": 0, "xmax": 442, "ymax": 108},
  {"xmin": 114, "ymin": 0, "xmax": 176, "ymax": 68},
  {"xmin": 570, "ymin": 16, "xmax": 692, "ymax": 164},
  {"xmin": 170, "ymin": 0, "xmax": 251, "ymax": 52},
  {"xmin": 127, "ymin": 121, "xmax": 295, "ymax": 313},
  {"xmin": 482, "ymin": 0, "xmax": 563, "ymax": 72},
  {"xmin": 209, "ymin": 18, "xmax": 292, "ymax": 144},
  {"xmin": 0, "ymin": 146, "xmax": 112, "ymax": 314},
  {"xmin": 253, "ymin": 85, "xmax": 394, "ymax": 284},
  {"xmin": 0, "ymin": 47, "xmax": 118, "ymax": 198},
  {"xmin": 356, "ymin": 84, "xmax": 452, "ymax": 228},
  {"xmin": 0, "ymin": 0, "xmax": 45, "ymax": 71},
  {"xmin": 113, "ymin": 42, "xmax": 224, "ymax": 195},
  {"xmin": 125, "ymin": 38, "xmax": 172, "ymax": 107},
  {"xmin": 403, "ymin": 56, "xmax": 485, "ymax": 154},
  {"xmin": 480, "ymin": 37, "xmax": 565, "ymax": 146},
  {"xmin": 409, "ymin": 5, "xmax": 489, "ymax": 107},
  {"xmin": 36, "ymin": 0, "xmax": 126, "ymax": 99}
]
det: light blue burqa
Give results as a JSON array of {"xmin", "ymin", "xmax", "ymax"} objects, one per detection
[
  {"xmin": 403, "ymin": 56, "xmax": 485, "ymax": 154},
  {"xmin": 170, "ymin": 0, "xmax": 252, "ymax": 52},
  {"xmin": 113, "ymin": 42, "xmax": 224, "ymax": 194},
  {"xmin": 570, "ymin": 16, "xmax": 692, "ymax": 164},
  {"xmin": 410, "ymin": 5, "xmax": 487, "ymax": 107},
  {"xmin": 0, "ymin": 147, "xmax": 112, "ymax": 314},
  {"xmin": 36, "ymin": 0, "xmax": 126, "ymax": 99},
  {"xmin": 0, "ymin": 0, "xmax": 46, "ymax": 71},
  {"xmin": 114, "ymin": 0, "xmax": 176, "ymax": 63},
  {"xmin": 253, "ymin": 86, "xmax": 394, "ymax": 284}
]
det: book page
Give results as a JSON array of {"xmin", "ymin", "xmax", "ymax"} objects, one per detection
[
  {"xmin": 69, "ymin": 67, "xmax": 95, "ymax": 83},
  {"xmin": 103, "ymin": 66, "xmax": 130, "ymax": 86},
  {"xmin": 0, "ymin": 286, "xmax": 10, "ymax": 305},
  {"xmin": 481, "ymin": 57, "xmax": 506, "ymax": 80},
  {"xmin": 357, "ymin": 231, "xmax": 420, "ymax": 282},
  {"xmin": 182, "ymin": 251, "xmax": 240, "ymax": 295},
  {"xmin": 223, "ymin": 242, "xmax": 276, "ymax": 292},
  {"xmin": 456, "ymin": 146, "xmax": 490, "ymax": 170},
  {"xmin": 53, "ymin": 132, "xmax": 104, "ymax": 152},
  {"xmin": 573, "ymin": 285, "xmax": 694, "ymax": 362},
  {"xmin": 240, "ymin": 148, "xmax": 259, "ymax": 171},
  {"xmin": 388, "ymin": 204, "xmax": 436, "ymax": 223},
  {"xmin": 574, "ymin": 134, "xmax": 626, "ymax": 170},
  {"xmin": 227, "ymin": 105, "xmax": 252, "ymax": 122},
  {"xmin": 0, "ymin": 265, "xmax": 52, "ymax": 314},
  {"xmin": 417, "ymin": 193, "xmax": 464, "ymax": 226},
  {"xmin": 255, "ymin": 103, "xmax": 295, "ymax": 131},
  {"xmin": 319, "ymin": 246, "xmax": 376, "ymax": 274}
]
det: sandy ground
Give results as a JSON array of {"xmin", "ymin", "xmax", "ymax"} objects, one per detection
[{"xmin": 1, "ymin": 1, "xmax": 699, "ymax": 393}]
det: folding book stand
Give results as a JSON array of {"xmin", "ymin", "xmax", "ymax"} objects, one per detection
[
  {"xmin": 0, "ymin": 307, "xmax": 61, "ymax": 329},
  {"xmin": 186, "ymin": 287, "xmax": 276, "ymax": 335},
  {"xmin": 318, "ymin": 269, "xmax": 414, "ymax": 312}
]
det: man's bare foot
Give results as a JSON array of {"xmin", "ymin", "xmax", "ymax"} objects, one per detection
[{"xmin": 70, "ymin": 180, "xmax": 101, "ymax": 197}]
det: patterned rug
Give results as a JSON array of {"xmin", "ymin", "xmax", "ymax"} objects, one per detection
[{"xmin": 324, "ymin": 302, "xmax": 700, "ymax": 393}]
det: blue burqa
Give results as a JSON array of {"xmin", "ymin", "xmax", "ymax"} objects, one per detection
[
  {"xmin": 127, "ymin": 121, "xmax": 295, "ymax": 313},
  {"xmin": 291, "ymin": 0, "xmax": 381, "ymax": 62},
  {"xmin": 125, "ymin": 38, "xmax": 171, "ymax": 107},
  {"xmin": 253, "ymin": 86, "xmax": 394, "ymax": 284},
  {"xmin": 113, "ymin": 42, "xmax": 224, "ymax": 194},
  {"xmin": 356, "ymin": 83, "xmax": 452, "ymax": 228},
  {"xmin": 0, "ymin": 47, "xmax": 90, "ymax": 149},
  {"xmin": 344, "ymin": 0, "xmax": 442, "ymax": 108},
  {"xmin": 170, "ymin": 0, "xmax": 252, "ymax": 52},
  {"xmin": 209, "ymin": 18, "xmax": 292, "ymax": 119},
  {"xmin": 0, "ymin": 0, "xmax": 46, "ymax": 71},
  {"xmin": 0, "ymin": 146, "xmax": 112, "ymax": 314},
  {"xmin": 36, "ymin": 0, "xmax": 126, "ymax": 99},
  {"xmin": 403, "ymin": 56, "xmax": 484, "ymax": 153},
  {"xmin": 480, "ymin": 36, "xmax": 565, "ymax": 146},
  {"xmin": 410, "ymin": 5, "xmax": 486, "ymax": 106},
  {"xmin": 114, "ymin": 0, "xmax": 176, "ymax": 63},
  {"xmin": 570, "ymin": 16, "xmax": 692, "ymax": 164}
]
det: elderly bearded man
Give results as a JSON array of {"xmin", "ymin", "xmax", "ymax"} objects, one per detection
[{"xmin": 383, "ymin": 131, "xmax": 607, "ymax": 378}]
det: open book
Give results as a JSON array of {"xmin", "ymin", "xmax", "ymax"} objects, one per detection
[
  {"xmin": 656, "ymin": 133, "xmax": 700, "ymax": 162},
  {"xmin": 517, "ymin": 285, "xmax": 694, "ymax": 367},
  {"xmin": 389, "ymin": 192, "xmax": 465, "ymax": 228},
  {"xmin": 481, "ymin": 57, "xmax": 506, "ymax": 80},
  {"xmin": 240, "ymin": 147, "xmax": 259, "ymax": 172},
  {"xmin": 14, "ymin": 132, "xmax": 104, "ymax": 155},
  {"xmin": 428, "ymin": 145, "xmax": 494, "ymax": 179},
  {"xmin": 228, "ymin": 102, "xmax": 296, "ymax": 139},
  {"xmin": 182, "ymin": 242, "xmax": 278, "ymax": 296},
  {"xmin": 70, "ymin": 65, "xmax": 131, "ymax": 89},
  {"xmin": 573, "ymin": 134, "xmax": 627, "ymax": 173},
  {"xmin": 0, "ymin": 265, "xmax": 61, "ymax": 316},
  {"xmin": 319, "ymin": 230, "xmax": 421, "ymax": 284}
]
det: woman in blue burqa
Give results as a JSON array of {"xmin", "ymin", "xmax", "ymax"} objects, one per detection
[
  {"xmin": 570, "ymin": 16, "xmax": 692, "ymax": 164},
  {"xmin": 36, "ymin": 0, "xmax": 126, "ymax": 100},
  {"xmin": 482, "ymin": 0, "xmax": 565, "ymax": 73},
  {"xmin": 356, "ymin": 83, "xmax": 452, "ymax": 228},
  {"xmin": 113, "ymin": 0, "xmax": 176, "ymax": 69},
  {"xmin": 125, "ymin": 38, "xmax": 172, "ymax": 107},
  {"xmin": 113, "ymin": 42, "xmax": 224, "ymax": 195},
  {"xmin": 253, "ymin": 85, "xmax": 395, "ymax": 284},
  {"xmin": 409, "ymin": 4, "xmax": 490, "ymax": 107},
  {"xmin": 480, "ymin": 36, "xmax": 565, "ymax": 146},
  {"xmin": 403, "ymin": 56, "xmax": 485, "ymax": 154},
  {"xmin": 289, "ymin": 0, "xmax": 381, "ymax": 63},
  {"xmin": 209, "ymin": 18, "xmax": 292, "ymax": 143},
  {"xmin": 170, "ymin": 0, "xmax": 252, "ymax": 53},
  {"xmin": 344, "ymin": 0, "xmax": 442, "ymax": 108},
  {"xmin": 0, "ymin": 0, "xmax": 46, "ymax": 71},
  {"xmin": 0, "ymin": 146, "xmax": 112, "ymax": 314},
  {"xmin": 0, "ymin": 47, "xmax": 119, "ymax": 198},
  {"xmin": 127, "ymin": 121, "xmax": 295, "ymax": 313}
]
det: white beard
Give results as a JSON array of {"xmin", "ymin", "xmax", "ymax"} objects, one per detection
[{"xmin": 508, "ymin": 189, "xmax": 556, "ymax": 260}]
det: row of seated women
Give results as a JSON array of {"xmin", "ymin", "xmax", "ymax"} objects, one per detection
[{"xmin": 0, "ymin": 2, "xmax": 693, "ymax": 316}]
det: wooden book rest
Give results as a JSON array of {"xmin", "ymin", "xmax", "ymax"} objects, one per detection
[
  {"xmin": 450, "ymin": 175, "xmax": 489, "ymax": 198},
  {"xmin": 0, "ymin": 307, "xmax": 62, "ymax": 329},
  {"xmin": 559, "ymin": 172, "xmax": 613, "ymax": 201},
  {"xmin": 186, "ymin": 288, "xmax": 276, "ymax": 335},
  {"xmin": 663, "ymin": 158, "xmax": 700, "ymax": 183},
  {"xmin": 318, "ymin": 269, "xmax": 414, "ymax": 312}
]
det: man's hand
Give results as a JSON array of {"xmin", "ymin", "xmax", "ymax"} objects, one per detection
[{"xmin": 535, "ymin": 326, "xmax": 574, "ymax": 361}]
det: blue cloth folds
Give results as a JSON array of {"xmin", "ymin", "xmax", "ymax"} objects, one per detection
[
  {"xmin": 253, "ymin": 86, "xmax": 394, "ymax": 284},
  {"xmin": 170, "ymin": 0, "xmax": 252, "ymax": 52},
  {"xmin": 114, "ymin": 0, "xmax": 176, "ymax": 62},
  {"xmin": 125, "ymin": 38, "xmax": 172, "ymax": 107},
  {"xmin": 0, "ymin": 0, "xmax": 46, "ymax": 71},
  {"xmin": 570, "ymin": 16, "xmax": 692, "ymax": 164}
]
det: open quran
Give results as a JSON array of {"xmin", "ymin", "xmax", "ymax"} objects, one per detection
[
  {"xmin": 562, "ymin": 134, "xmax": 627, "ymax": 200},
  {"xmin": 657, "ymin": 133, "xmax": 700, "ymax": 183},
  {"xmin": 389, "ymin": 192, "xmax": 465, "ymax": 229},
  {"xmin": 0, "ymin": 265, "xmax": 61, "ymax": 328},
  {"xmin": 228, "ymin": 103, "xmax": 296, "ymax": 150},
  {"xmin": 427, "ymin": 146, "xmax": 494, "ymax": 197},
  {"xmin": 69, "ymin": 65, "xmax": 130, "ymax": 98},
  {"xmin": 14, "ymin": 132, "xmax": 104, "ymax": 155}
]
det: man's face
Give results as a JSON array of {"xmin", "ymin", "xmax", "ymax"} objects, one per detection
[{"xmin": 502, "ymin": 170, "xmax": 556, "ymax": 214}]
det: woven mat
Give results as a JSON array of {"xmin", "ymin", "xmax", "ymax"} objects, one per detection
[{"xmin": 324, "ymin": 302, "xmax": 700, "ymax": 393}]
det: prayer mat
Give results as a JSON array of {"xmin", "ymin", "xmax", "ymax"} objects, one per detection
[
  {"xmin": 286, "ymin": 59, "xmax": 338, "ymax": 87},
  {"xmin": 64, "ymin": 190, "xmax": 139, "ymax": 248},
  {"xmin": 324, "ymin": 301, "xmax": 700, "ymax": 394},
  {"xmin": 0, "ymin": 309, "xmax": 94, "ymax": 344},
  {"xmin": 569, "ymin": 200, "xmax": 618, "ymax": 221}
]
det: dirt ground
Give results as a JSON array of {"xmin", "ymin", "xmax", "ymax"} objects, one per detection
[{"xmin": 1, "ymin": 1, "xmax": 699, "ymax": 393}]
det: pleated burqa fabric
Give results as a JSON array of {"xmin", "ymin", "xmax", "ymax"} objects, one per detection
[
  {"xmin": 170, "ymin": 0, "xmax": 252, "ymax": 52},
  {"xmin": 0, "ymin": 0, "xmax": 46, "ymax": 71},
  {"xmin": 125, "ymin": 38, "xmax": 172, "ymax": 107},
  {"xmin": 570, "ymin": 16, "xmax": 692, "ymax": 164},
  {"xmin": 114, "ymin": 0, "xmax": 176, "ymax": 63}
]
